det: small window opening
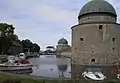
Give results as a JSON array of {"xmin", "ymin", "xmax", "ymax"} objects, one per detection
[
  {"xmin": 113, "ymin": 47, "xmax": 115, "ymax": 51},
  {"xmin": 92, "ymin": 51, "xmax": 94, "ymax": 54},
  {"xmin": 75, "ymin": 47, "xmax": 76, "ymax": 49},
  {"xmin": 91, "ymin": 59, "xmax": 95, "ymax": 63},
  {"xmin": 80, "ymin": 38, "xmax": 84, "ymax": 42},
  {"xmin": 99, "ymin": 25, "xmax": 103, "ymax": 29},
  {"xmin": 112, "ymin": 38, "xmax": 116, "ymax": 42}
]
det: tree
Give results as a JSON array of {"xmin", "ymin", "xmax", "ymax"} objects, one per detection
[
  {"xmin": 31, "ymin": 43, "xmax": 40, "ymax": 52},
  {"xmin": 21, "ymin": 39, "xmax": 40, "ymax": 53},
  {"xmin": 11, "ymin": 34, "xmax": 19, "ymax": 41},
  {"xmin": 0, "ymin": 23, "xmax": 40, "ymax": 55},
  {"xmin": 21, "ymin": 39, "xmax": 33, "ymax": 52},
  {"xmin": 0, "ymin": 23, "xmax": 15, "ymax": 54}
]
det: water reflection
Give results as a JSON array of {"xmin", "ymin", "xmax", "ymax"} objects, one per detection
[
  {"xmin": 30, "ymin": 55, "xmax": 71, "ymax": 79},
  {"xmin": 57, "ymin": 64, "xmax": 68, "ymax": 79},
  {"xmin": 0, "ymin": 55, "xmax": 116, "ymax": 79}
]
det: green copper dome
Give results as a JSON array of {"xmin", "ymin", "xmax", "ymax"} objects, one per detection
[
  {"xmin": 78, "ymin": 0, "xmax": 117, "ymax": 19},
  {"xmin": 58, "ymin": 38, "xmax": 68, "ymax": 45}
]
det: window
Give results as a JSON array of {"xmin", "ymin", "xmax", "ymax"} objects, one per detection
[
  {"xmin": 113, "ymin": 47, "xmax": 115, "ymax": 51},
  {"xmin": 91, "ymin": 59, "xmax": 95, "ymax": 63},
  {"xmin": 92, "ymin": 51, "xmax": 94, "ymax": 54},
  {"xmin": 80, "ymin": 38, "xmax": 84, "ymax": 42},
  {"xmin": 112, "ymin": 38, "xmax": 116, "ymax": 42},
  {"xmin": 99, "ymin": 25, "xmax": 103, "ymax": 29},
  {"xmin": 75, "ymin": 47, "xmax": 76, "ymax": 49}
]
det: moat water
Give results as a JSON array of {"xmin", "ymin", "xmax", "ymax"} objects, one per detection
[
  {"xmin": 1, "ymin": 55, "xmax": 116, "ymax": 79},
  {"xmin": 29, "ymin": 55, "xmax": 71, "ymax": 79}
]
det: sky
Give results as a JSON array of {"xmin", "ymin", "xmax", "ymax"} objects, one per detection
[{"xmin": 0, "ymin": 0, "xmax": 120, "ymax": 50}]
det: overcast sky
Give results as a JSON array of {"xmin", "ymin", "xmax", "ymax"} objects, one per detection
[{"xmin": 0, "ymin": 0, "xmax": 120, "ymax": 50}]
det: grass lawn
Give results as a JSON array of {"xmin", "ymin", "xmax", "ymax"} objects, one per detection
[
  {"xmin": 0, "ymin": 72, "xmax": 40, "ymax": 83},
  {"xmin": 0, "ymin": 72, "xmax": 120, "ymax": 83}
]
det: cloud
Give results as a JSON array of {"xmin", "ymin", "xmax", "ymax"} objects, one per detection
[
  {"xmin": 0, "ymin": 0, "xmax": 120, "ymax": 50},
  {"xmin": 36, "ymin": 5, "xmax": 75, "ymax": 24}
]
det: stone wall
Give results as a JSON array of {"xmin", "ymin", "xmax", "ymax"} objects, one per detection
[
  {"xmin": 56, "ymin": 44, "xmax": 71, "ymax": 53},
  {"xmin": 71, "ymin": 51, "xmax": 119, "ymax": 65},
  {"xmin": 79, "ymin": 14, "xmax": 116, "ymax": 24},
  {"xmin": 71, "ymin": 23, "xmax": 120, "ymax": 65},
  {"xmin": 61, "ymin": 52, "xmax": 71, "ymax": 58}
]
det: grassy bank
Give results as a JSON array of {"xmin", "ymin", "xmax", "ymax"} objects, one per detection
[{"xmin": 0, "ymin": 72, "xmax": 120, "ymax": 83}]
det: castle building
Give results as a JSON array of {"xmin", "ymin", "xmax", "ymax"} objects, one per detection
[
  {"xmin": 56, "ymin": 38, "xmax": 71, "ymax": 53},
  {"xmin": 71, "ymin": 0, "xmax": 120, "ymax": 79}
]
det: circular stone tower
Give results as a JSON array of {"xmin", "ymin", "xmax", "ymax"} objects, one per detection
[{"xmin": 71, "ymin": 0, "xmax": 120, "ymax": 79}]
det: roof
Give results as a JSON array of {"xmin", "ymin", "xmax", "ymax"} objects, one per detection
[
  {"xmin": 46, "ymin": 46, "xmax": 55, "ymax": 48},
  {"xmin": 58, "ymin": 38, "xmax": 68, "ymax": 45},
  {"xmin": 78, "ymin": 0, "xmax": 117, "ymax": 19}
]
